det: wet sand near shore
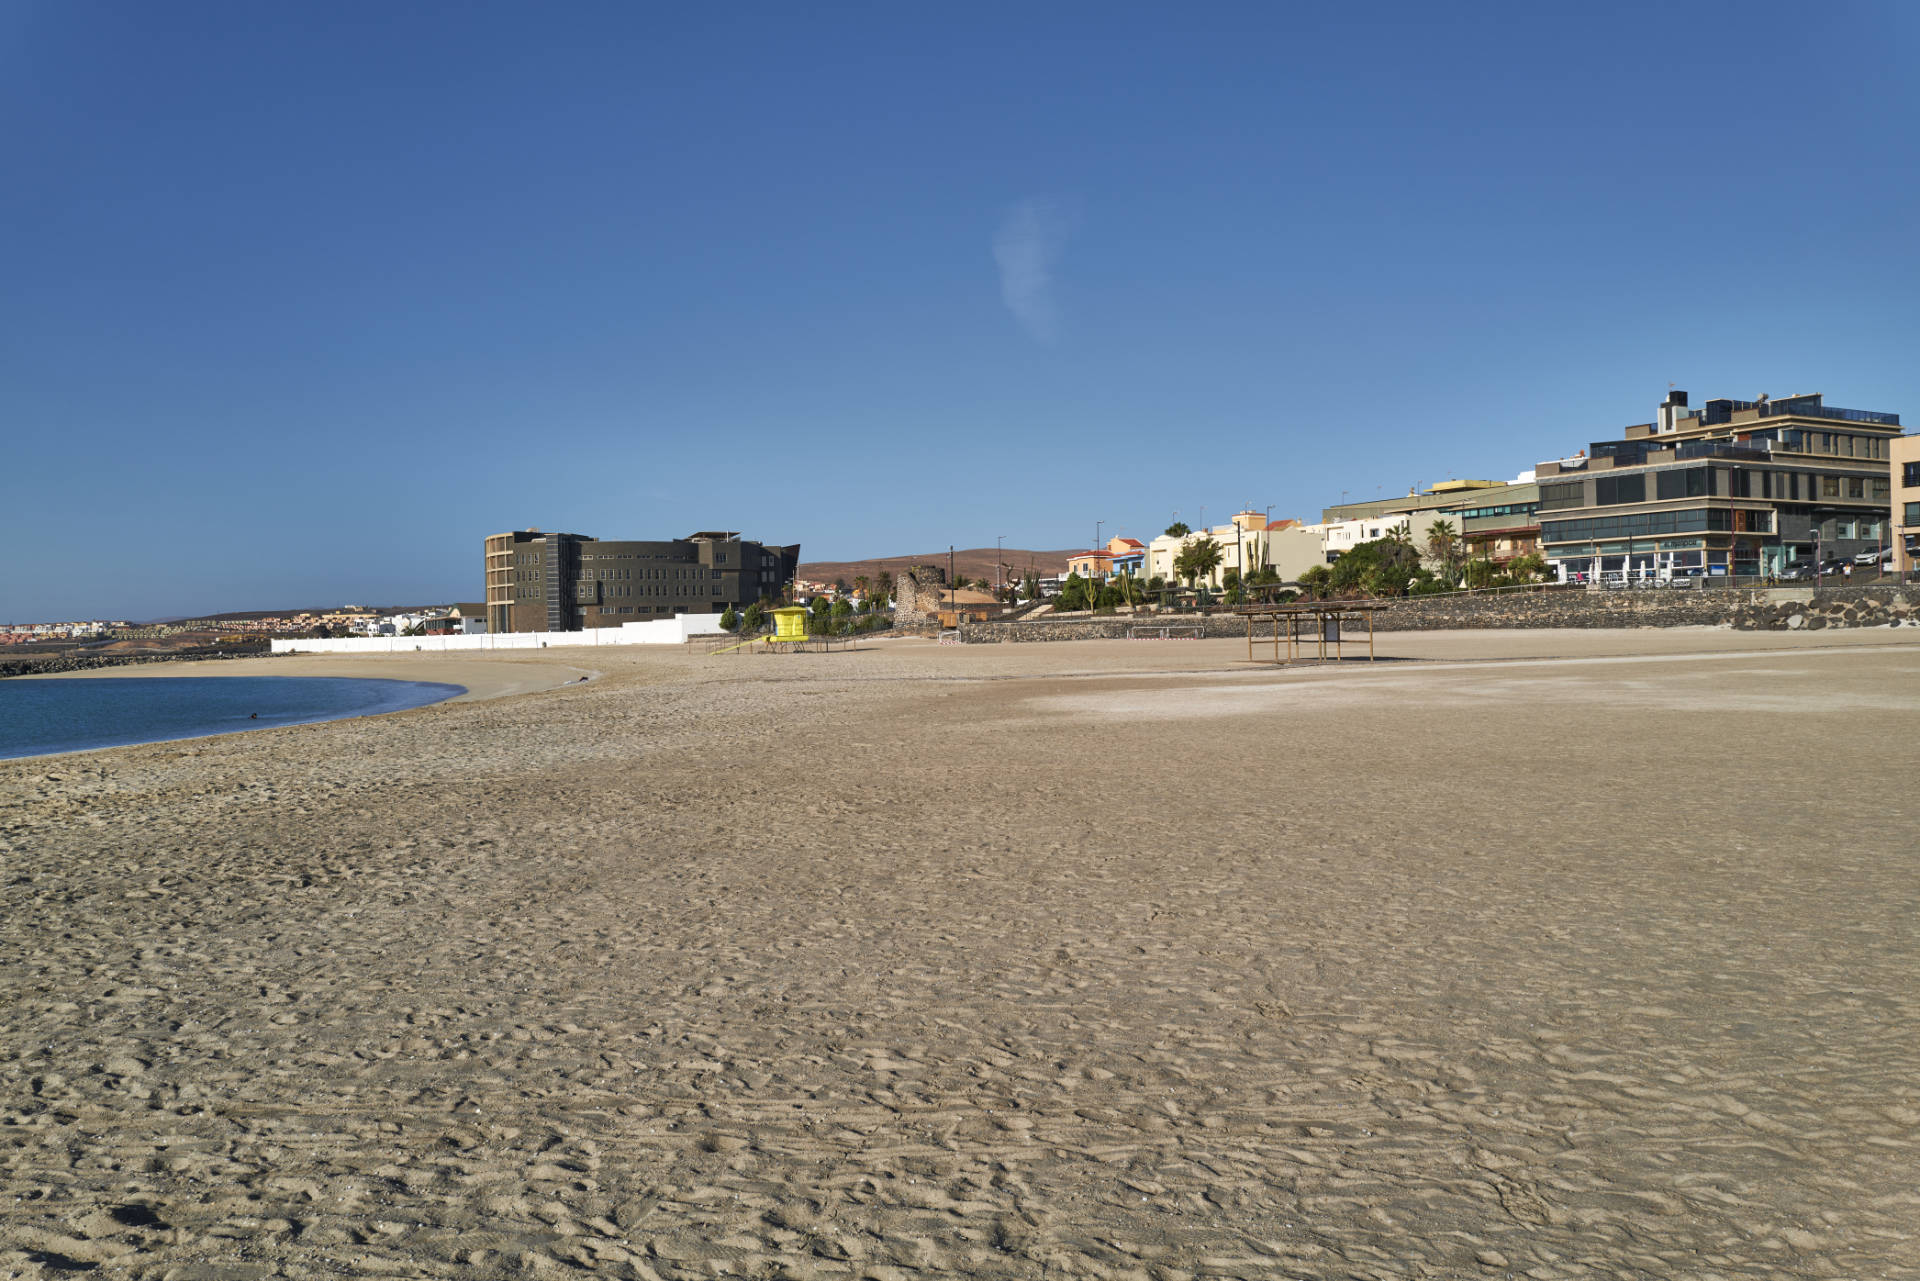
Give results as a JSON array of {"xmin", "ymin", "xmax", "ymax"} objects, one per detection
[
  {"xmin": 3, "ymin": 629, "xmax": 1917, "ymax": 1278},
  {"xmin": 13, "ymin": 652, "xmax": 596, "ymax": 703}
]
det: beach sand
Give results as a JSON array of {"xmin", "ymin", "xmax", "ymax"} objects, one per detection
[{"xmin": 3, "ymin": 628, "xmax": 1917, "ymax": 1278}]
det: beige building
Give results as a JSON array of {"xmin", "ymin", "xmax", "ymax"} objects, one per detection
[
  {"xmin": 1262, "ymin": 520, "xmax": 1328, "ymax": 581},
  {"xmin": 1895, "ymin": 435, "xmax": 1920, "ymax": 576}
]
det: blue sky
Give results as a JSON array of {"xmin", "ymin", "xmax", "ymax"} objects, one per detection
[{"xmin": 4, "ymin": 2, "xmax": 1916, "ymax": 619}]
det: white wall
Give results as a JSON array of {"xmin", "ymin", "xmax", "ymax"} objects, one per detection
[
  {"xmin": 1323, "ymin": 514, "xmax": 1411, "ymax": 554},
  {"xmin": 272, "ymin": 614, "xmax": 726, "ymax": 655}
]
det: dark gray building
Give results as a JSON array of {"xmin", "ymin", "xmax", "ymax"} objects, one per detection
[
  {"xmin": 484, "ymin": 529, "xmax": 800, "ymax": 634},
  {"xmin": 1535, "ymin": 391, "xmax": 1899, "ymax": 582}
]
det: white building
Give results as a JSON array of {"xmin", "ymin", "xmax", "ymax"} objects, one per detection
[
  {"xmin": 1146, "ymin": 511, "xmax": 1308, "ymax": 587},
  {"xmin": 1320, "ymin": 513, "xmax": 1413, "ymax": 558}
]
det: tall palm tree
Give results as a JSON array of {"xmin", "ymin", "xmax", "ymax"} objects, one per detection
[{"xmin": 1424, "ymin": 518, "xmax": 1461, "ymax": 579}]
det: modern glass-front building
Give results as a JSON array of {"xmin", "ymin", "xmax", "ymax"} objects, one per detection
[{"xmin": 1536, "ymin": 391, "xmax": 1899, "ymax": 582}]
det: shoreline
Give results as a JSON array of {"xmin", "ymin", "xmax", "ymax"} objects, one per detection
[
  {"xmin": 1, "ymin": 654, "xmax": 594, "ymax": 763},
  {"xmin": 5, "ymin": 650, "xmax": 594, "ymax": 703}
]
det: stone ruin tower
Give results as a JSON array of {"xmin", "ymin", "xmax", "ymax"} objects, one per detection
[{"xmin": 891, "ymin": 564, "xmax": 949, "ymax": 633}]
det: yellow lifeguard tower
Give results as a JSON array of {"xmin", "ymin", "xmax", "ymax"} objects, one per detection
[
  {"xmin": 770, "ymin": 605, "xmax": 809, "ymax": 643},
  {"xmin": 711, "ymin": 602, "xmax": 857, "ymax": 655}
]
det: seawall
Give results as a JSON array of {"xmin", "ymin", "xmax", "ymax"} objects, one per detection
[{"xmin": 956, "ymin": 586, "xmax": 1920, "ymax": 641}]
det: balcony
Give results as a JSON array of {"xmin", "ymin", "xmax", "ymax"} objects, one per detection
[
  {"xmin": 1674, "ymin": 441, "xmax": 1771, "ymax": 463},
  {"xmin": 1758, "ymin": 401, "xmax": 1899, "ymax": 426}
]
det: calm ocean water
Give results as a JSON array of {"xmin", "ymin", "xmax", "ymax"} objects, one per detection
[{"xmin": 0, "ymin": 675, "xmax": 465, "ymax": 760}]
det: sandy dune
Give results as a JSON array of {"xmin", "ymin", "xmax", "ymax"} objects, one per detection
[{"xmin": 3, "ymin": 629, "xmax": 1917, "ymax": 1278}]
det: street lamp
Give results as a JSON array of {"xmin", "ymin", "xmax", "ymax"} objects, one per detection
[{"xmin": 997, "ymin": 534, "xmax": 1004, "ymax": 596}]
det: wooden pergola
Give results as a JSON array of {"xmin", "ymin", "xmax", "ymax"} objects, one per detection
[{"xmin": 1236, "ymin": 603, "xmax": 1386, "ymax": 664}]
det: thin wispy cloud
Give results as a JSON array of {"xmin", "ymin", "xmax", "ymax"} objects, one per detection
[{"xmin": 993, "ymin": 198, "xmax": 1074, "ymax": 344}]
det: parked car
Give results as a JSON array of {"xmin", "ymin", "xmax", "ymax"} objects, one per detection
[
  {"xmin": 1818, "ymin": 558, "xmax": 1852, "ymax": 577},
  {"xmin": 1778, "ymin": 560, "xmax": 1815, "ymax": 580},
  {"xmin": 1854, "ymin": 547, "xmax": 1887, "ymax": 565}
]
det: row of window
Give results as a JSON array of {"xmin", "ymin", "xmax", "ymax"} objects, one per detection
[
  {"xmin": 581, "ymin": 550, "xmax": 732, "ymax": 564},
  {"xmin": 1773, "ymin": 429, "xmax": 1892, "ymax": 460},
  {"xmin": 1545, "ymin": 466, "xmax": 1891, "ymax": 511},
  {"xmin": 1547, "ymin": 512, "xmax": 1893, "ymax": 545},
  {"xmin": 584, "ymin": 567, "xmax": 722, "ymax": 581},
  {"xmin": 575, "ymin": 582, "xmax": 728, "ymax": 598},
  {"xmin": 1543, "ymin": 508, "xmax": 1766, "ymax": 542},
  {"xmin": 510, "ymin": 565, "xmax": 731, "ymax": 582}
]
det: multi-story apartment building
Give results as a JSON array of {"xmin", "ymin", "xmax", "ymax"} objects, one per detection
[
  {"xmin": 1535, "ymin": 391, "xmax": 1899, "ymax": 582},
  {"xmin": 483, "ymin": 529, "xmax": 800, "ymax": 634},
  {"xmin": 1321, "ymin": 479, "xmax": 1542, "ymax": 568},
  {"xmin": 1448, "ymin": 486, "xmax": 1542, "ymax": 565},
  {"xmin": 1894, "ymin": 435, "xmax": 1920, "ymax": 577}
]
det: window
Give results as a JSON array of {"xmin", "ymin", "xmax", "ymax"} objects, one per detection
[
  {"xmin": 1822, "ymin": 476, "xmax": 1840, "ymax": 498},
  {"xmin": 1728, "ymin": 469, "xmax": 1751, "ymax": 498},
  {"xmin": 1848, "ymin": 477, "xmax": 1864, "ymax": 499},
  {"xmin": 1656, "ymin": 467, "xmax": 1709, "ymax": 501},
  {"xmin": 1905, "ymin": 461, "xmax": 1920, "ymax": 487},
  {"xmin": 1540, "ymin": 481, "xmax": 1585, "ymax": 511},
  {"xmin": 1596, "ymin": 474, "xmax": 1646, "ymax": 505},
  {"xmin": 1873, "ymin": 478, "xmax": 1890, "ymax": 500},
  {"xmin": 1906, "ymin": 502, "xmax": 1920, "ymax": 526}
]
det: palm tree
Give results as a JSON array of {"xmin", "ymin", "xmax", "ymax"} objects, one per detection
[
  {"xmin": 1428, "ymin": 518, "xmax": 1466, "ymax": 583},
  {"xmin": 1425, "ymin": 518, "xmax": 1461, "ymax": 580}
]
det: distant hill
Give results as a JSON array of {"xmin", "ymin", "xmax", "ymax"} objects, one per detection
[
  {"xmin": 147, "ymin": 603, "xmax": 450, "ymax": 624},
  {"xmin": 798, "ymin": 547, "xmax": 1079, "ymax": 587}
]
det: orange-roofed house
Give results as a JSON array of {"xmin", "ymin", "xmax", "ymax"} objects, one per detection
[{"xmin": 1065, "ymin": 549, "xmax": 1114, "ymax": 581}]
